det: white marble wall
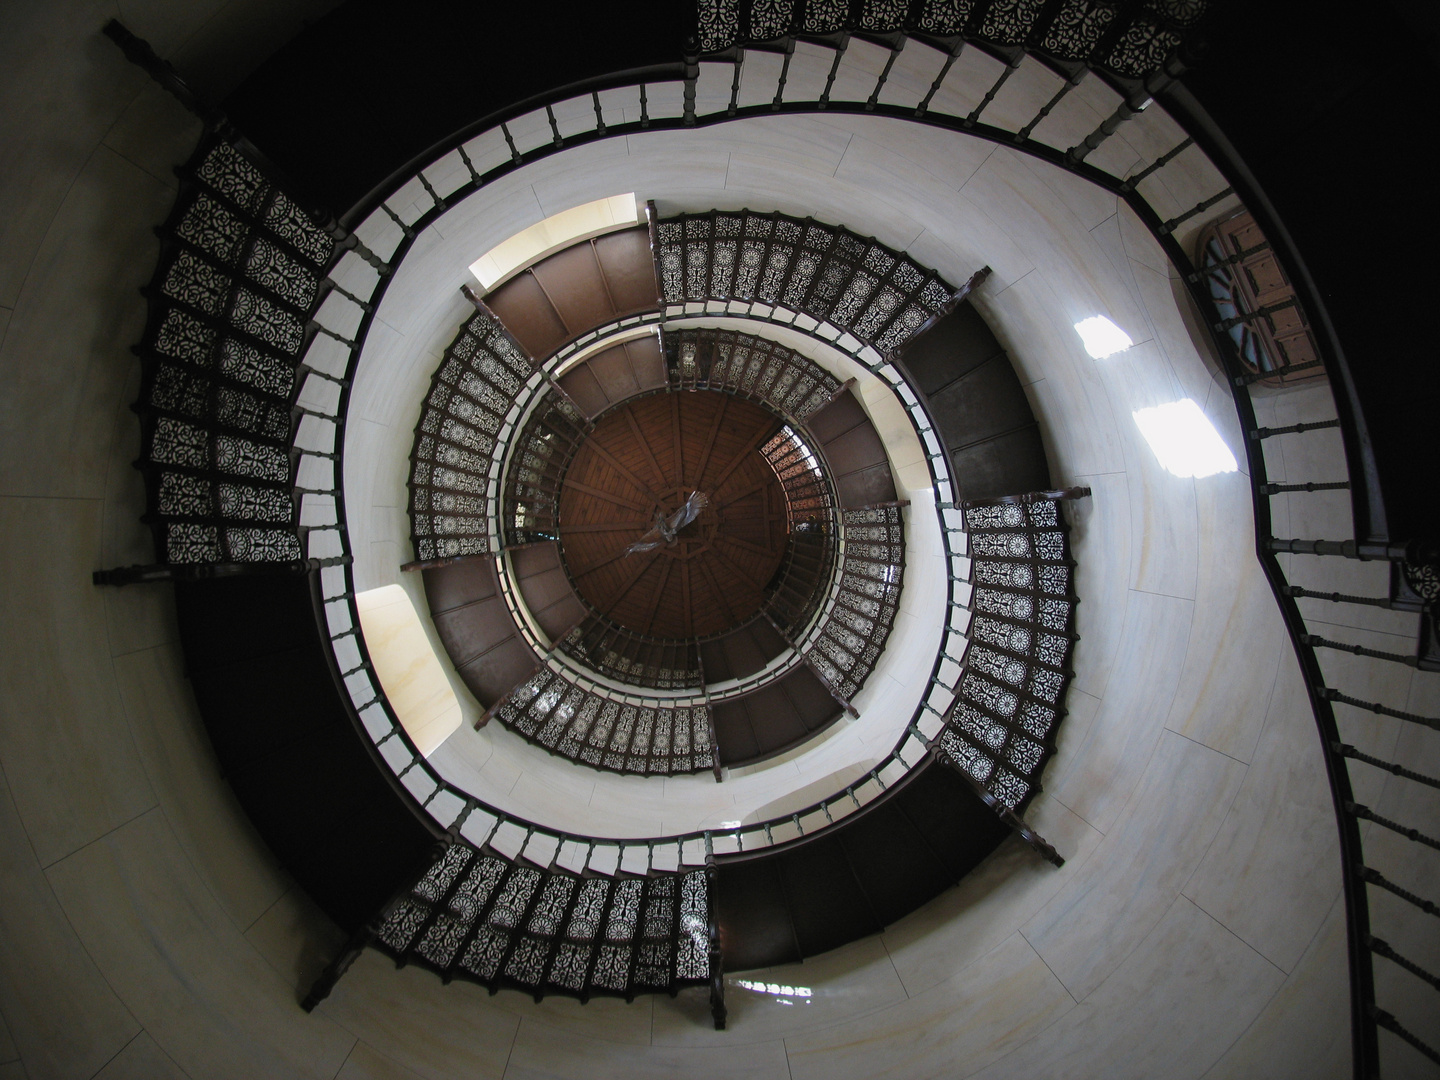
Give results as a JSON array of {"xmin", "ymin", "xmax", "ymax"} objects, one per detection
[{"xmin": 1, "ymin": 13, "xmax": 1424, "ymax": 1080}]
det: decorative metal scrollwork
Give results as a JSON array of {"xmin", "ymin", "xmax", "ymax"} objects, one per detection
[
  {"xmin": 655, "ymin": 210, "xmax": 954, "ymax": 354},
  {"xmin": 498, "ymin": 665, "xmax": 714, "ymax": 776},
  {"xmin": 665, "ymin": 327, "xmax": 841, "ymax": 420},
  {"xmin": 408, "ymin": 310, "xmax": 537, "ymax": 562},
  {"xmin": 805, "ymin": 505, "xmax": 905, "ymax": 702},
  {"xmin": 694, "ymin": 0, "xmax": 1211, "ymax": 81},
  {"xmin": 938, "ymin": 489, "xmax": 1087, "ymax": 812},
  {"xmin": 131, "ymin": 134, "xmax": 338, "ymax": 568},
  {"xmin": 374, "ymin": 837, "xmax": 712, "ymax": 1002}
]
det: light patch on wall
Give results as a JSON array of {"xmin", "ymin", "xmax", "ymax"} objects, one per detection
[
  {"xmin": 1074, "ymin": 315, "xmax": 1133, "ymax": 359},
  {"xmin": 356, "ymin": 584, "xmax": 462, "ymax": 756},
  {"xmin": 470, "ymin": 193, "xmax": 641, "ymax": 291},
  {"xmin": 1133, "ymin": 399, "xmax": 1238, "ymax": 478}
]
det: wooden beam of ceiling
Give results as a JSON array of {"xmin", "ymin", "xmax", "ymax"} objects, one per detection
[
  {"xmin": 670, "ymin": 392, "xmax": 684, "ymax": 490},
  {"xmin": 681, "ymin": 560, "xmax": 692, "ymax": 632},
  {"xmin": 557, "ymin": 520, "xmax": 652, "ymax": 534},
  {"xmin": 598, "ymin": 548, "xmax": 661, "ymax": 616},
  {"xmin": 560, "ymin": 477, "xmax": 653, "ymax": 515},
  {"xmin": 715, "ymin": 533, "xmax": 779, "ymax": 559},
  {"xmin": 708, "ymin": 543, "xmax": 769, "ymax": 593},
  {"xmin": 623, "ymin": 408, "xmax": 669, "ymax": 493},
  {"xmin": 568, "ymin": 547, "xmax": 635, "ymax": 579},
  {"xmin": 715, "ymin": 477, "xmax": 770, "ymax": 511},
  {"xmin": 703, "ymin": 420, "xmax": 779, "ymax": 496},
  {"xmin": 580, "ymin": 441, "xmax": 664, "ymax": 506},
  {"xmin": 692, "ymin": 393, "xmax": 729, "ymax": 490}
]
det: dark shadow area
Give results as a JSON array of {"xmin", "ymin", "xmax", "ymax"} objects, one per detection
[
  {"xmin": 222, "ymin": 0, "xmax": 688, "ymax": 215},
  {"xmin": 1176, "ymin": 0, "xmax": 1440, "ymax": 545},
  {"xmin": 176, "ymin": 572, "xmax": 437, "ymax": 933},
  {"xmin": 716, "ymin": 758, "xmax": 1011, "ymax": 970}
]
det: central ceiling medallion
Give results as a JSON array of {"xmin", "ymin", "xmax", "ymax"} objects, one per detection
[{"xmin": 558, "ymin": 391, "xmax": 786, "ymax": 640}]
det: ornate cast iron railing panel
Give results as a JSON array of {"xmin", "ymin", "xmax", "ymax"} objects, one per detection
[
  {"xmin": 372, "ymin": 832, "xmax": 717, "ymax": 1010},
  {"xmin": 758, "ymin": 422, "xmax": 841, "ymax": 640},
  {"xmin": 496, "ymin": 663, "xmax": 714, "ymax": 775},
  {"xmin": 761, "ymin": 424, "xmax": 833, "ymax": 530},
  {"xmin": 133, "ymin": 135, "xmax": 343, "ymax": 567},
  {"xmin": 694, "ymin": 0, "xmax": 1214, "ymax": 81},
  {"xmin": 936, "ymin": 490, "xmax": 1084, "ymax": 816},
  {"xmin": 501, "ymin": 389, "xmax": 589, "ymax": 549},
  {"xmin": 408, "ymin": 309, "xmax": 539, "ymax": 563},
  {"xmin": 653, "ymin": 211, "xmax": 956, "ymax": 354},
  {"xmin": 557, "ymin": 618, "xmax": 705, "ymax": 691},
  {"xmin": 805, "ymin": 505, "xmax": 905, "ymax": 704},
  {"xmin": 666, "ymin": 327, "xmax": 842, "ymax": 420}
]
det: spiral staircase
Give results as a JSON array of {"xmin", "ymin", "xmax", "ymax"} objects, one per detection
[{"xmin": 90, "ymin": 2, "xmax": 1440, "ymax": 1074}]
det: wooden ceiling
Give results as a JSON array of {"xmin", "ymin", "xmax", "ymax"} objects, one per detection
[{"xmin": 558, "ymin": 391, "xmax": 787, "ymax": 639}]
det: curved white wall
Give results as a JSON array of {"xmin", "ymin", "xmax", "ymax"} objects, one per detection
[{"xmin": 4, "ymin": 8, "xmax": 1432, "ymax": 1079}]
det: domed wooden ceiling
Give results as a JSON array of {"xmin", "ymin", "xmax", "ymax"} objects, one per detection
[{"xmin": 558, "ymin": 391, "xmax": 787, "ymax": 639}]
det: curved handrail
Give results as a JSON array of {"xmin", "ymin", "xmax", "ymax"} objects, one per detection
[
  {"xmin": 492, "ymin": 326, "xmax": 851, "ymax": 694},
  {"xmin": 123, "ymin": 46, "xmax": 1160, "ymax": 868},
  {"xmin": 1152, "ymin": 82, "xmax": 1388, "ymax": 550},
  {"xmin": 112, "ymin": 13, "xmax": 1437, "ymax": 1066},
  {"xmin": 311, "ymin": 48, "xmax": 1433, "ymax": 1070},
  {"xmin": 315, "ymin": 219, "xmax": 962, "ymax": 860}
]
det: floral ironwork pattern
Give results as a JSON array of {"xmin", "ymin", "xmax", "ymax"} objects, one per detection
[
  {"xmin": 373, "ymin": 836, "xmax": 712, "ymax": 1001},
  {"xmin": 938, "ymin": 491, "xmax": 1083, "ymax": 812},
  {"xmin": 497, "ymin": 665, "xmax": 714, "ymax": 776},
  {"xmin": 409, "ymin": 310, "xmax": 538, "ymax": 562},
  {"xmin": 501, "ymin": 391, "xmax": 587, "ymax": 549},
  {"xmin": 693, "ymin": 0, "xmax": 1211, "ymax": 80},
  {"xmin": 654, "ymin": 210, "xmax": 954, "ymax": 354},
  {"xmin": 666, "ymin": 327, "xmax": 841, "ymax": 420},
  {"xmin": 805, "ymin": 505, "xmax": 904, "ymax": 702},
  {"xmin": 133, "ymin": 135, "xmax": 338, "ymax": 565},
  {"xmin": 559, "ymin": 623, "xmax": 706, "ymax": 691}
]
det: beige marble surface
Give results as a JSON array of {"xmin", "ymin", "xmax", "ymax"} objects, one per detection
[
  {"xmin": 46, "ymin": 808, "xmax": 357, "ymax": 1079},
  {"xmin": 112, "ymin": 642, "xmax": 290, "ymax": 930},
  {"xmin": 1182, "ymin": 659, "xmax": 1342, "ymax": 974},
  {"xmin": 356, "ymin": 586, "xmax": 462, "ymax": 756}
]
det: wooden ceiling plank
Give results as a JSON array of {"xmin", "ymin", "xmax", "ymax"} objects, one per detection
[
  {"xmin": 716, "ymin": 533, "xmax": 779, "ymax": 559},
  {"xmin": 569, "ymin": 548, "xmax": 634, "ymax": 579},
  {"xmin": 582, "ymin": 441, "xmax": 663, "ymax": 505},
  {"xmin": 693, "ymin": 393, "xmax": 729, "ymax": 490},
  {"xmin": 561, "ymin": 477, "xmax": 653, "ymax": 515},
  {"xmin": 715, "ymin": 478, "xmax": 770, "ymax": 510},
  {"xmin": 681, "ymin": 560, "xmax": 692, "ymax": 632},
  {"xmin": 555, "ymin": 515, "xmax": 653, "ymax": 532},
  {"xmin": 624, "ymin": 407, "xmax": 670, "ymax": 493},
  {"xmin": 598, "ymin": 548, "xmax": 662, "ymax": 617},
  {"xmin": 704, "ymin": 420, "xmax": 780, "ymax": 495},
  {"xmin": 709, "ymin": 543, "xmax": 769, "ymax": 593},
  {"xmin": 557, "ymin": 520, "xmax": 652, "ymax": 534},
  {"xmin": 671, "ymin": 391, "xmax": 684, "ymax": 490}
]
